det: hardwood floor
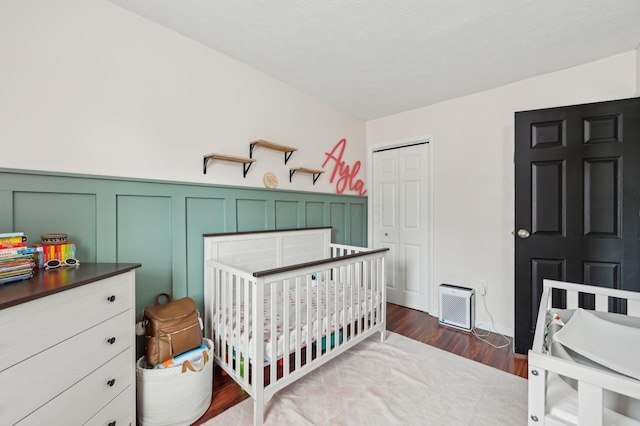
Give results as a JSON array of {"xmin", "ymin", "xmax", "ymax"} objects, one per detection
[{"xmin": 192, "ymin": 303, "xmax": 528, "ymax": 425}]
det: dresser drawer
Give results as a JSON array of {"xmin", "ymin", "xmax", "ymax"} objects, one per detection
[
  {"xmin": 85, "ymin": 385, "xmax": 135, "ymax": 426},
  {"xmin": 0, "ymin": 271, "xmax": 134, "ymax": 372},
  {"xmin": 16, "ymin": 348, "xmax": 134, "ymax": 426},
  {"xmin": 0, "ymin": 310, "xmax": 133, "ymax": 425}
]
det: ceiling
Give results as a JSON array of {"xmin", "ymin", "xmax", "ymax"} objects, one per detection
[{"xmin": 108, "ymin": 0, "xmax": 640, "ymax": 120}]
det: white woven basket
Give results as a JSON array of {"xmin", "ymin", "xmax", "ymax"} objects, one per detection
[{"xmin": 137, "ymin": 338, "xmax": 213, "ymax": 426}]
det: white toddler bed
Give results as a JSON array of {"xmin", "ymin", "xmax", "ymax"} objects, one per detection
[
  {"xmin": 529, "ymin": 279, "xmax": 640, "ymax": 425},
  {"xmin": 203, "ymin": 227, "xmax": 388, "ymax": 426}
]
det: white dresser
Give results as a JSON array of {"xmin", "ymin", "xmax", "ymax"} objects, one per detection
[{"xmin": 0, "ymin": 263, "xmax": 140, "ymax": 426}]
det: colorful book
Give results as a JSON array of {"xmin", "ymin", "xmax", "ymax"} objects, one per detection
[
  {"xmin": 0, "ymin": 272, "xmax": 33, "ymax": 285},
  {"xmin": 0, "ymin": 235, "xmax": 27, "ymax": 245},
  {"xmin": 0, "ymin": 232, "xmax": 24, "ymax": 238},
  {"xmin": 0, "ymin": 242, "xmax": 27, "ymax": 250},
  {"xmin": 0, "ymin": 246, "xmax": 44, "ymax": 258},
  {"xmin": 0, "ymin": 262, "xmax": 35, "ymax": 274},
  {"xmin": 0, "ymin": 255, "xmax": 34, "ymax": 268}
]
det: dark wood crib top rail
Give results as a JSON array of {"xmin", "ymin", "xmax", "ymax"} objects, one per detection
[{"xmin": 252, "ymin": 247, "xmax": 389, "ymax": 278}]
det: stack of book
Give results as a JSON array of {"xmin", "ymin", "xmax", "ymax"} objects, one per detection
[{"xmin": 0, "ymin": 232, "xmax": 42, "ymax": 285}]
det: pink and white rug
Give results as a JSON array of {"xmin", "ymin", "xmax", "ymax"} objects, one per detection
[{"xmin": 204, "ymin": 332, "xmax": 527, "ymax": 425}]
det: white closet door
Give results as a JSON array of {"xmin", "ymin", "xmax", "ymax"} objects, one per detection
[{"xmin": 372, "ymin": 142, "xmax": 429, "ymax": 312}]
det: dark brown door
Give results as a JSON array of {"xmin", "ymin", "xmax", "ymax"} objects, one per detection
[{"xmin": 514, "ymin": 97, "xmax": 640, "ymax": 354}]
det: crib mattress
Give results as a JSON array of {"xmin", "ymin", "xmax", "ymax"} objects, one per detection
[{"xmin": 213, "ymin": 280, "xmax": 379, "ymax": 363}]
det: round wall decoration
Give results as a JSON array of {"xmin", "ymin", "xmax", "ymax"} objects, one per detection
[{"xmin": 263, "ymin": 172, "xmax": 278, "ymax": 189}]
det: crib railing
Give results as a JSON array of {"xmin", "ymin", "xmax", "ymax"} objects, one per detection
[
  {"xmin": 205, "ymin": 246, "xmax": 387, "ymax": 426},
  {"xmin": 330, "ymin": 242, "xmax": 368, "ymax": 256}
]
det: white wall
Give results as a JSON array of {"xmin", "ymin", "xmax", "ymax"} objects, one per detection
[
  {"xmin": 0, "ymin": 0, "xmax": 366, "ymax": 195},
  {"xmin": 366, "ymin": 51, "xmax": 638, "ymax": 335}
]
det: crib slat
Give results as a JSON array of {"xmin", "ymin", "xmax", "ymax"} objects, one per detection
[
  {"xmin": 235, "ymin": 273, "xmax": 241, "ymax": 379},
  {"xmin": 358, "ymin": 262, "xmax": 364, "ymax": 336},
  {"xmin": 294, "ymin": 276, "xmax": 302, "ymax": 372},
  {"xmin": 254, "ymin": 277, "xmax": 265, "ymax": 422},
  {"xmin": 627, "ymin": 299, "xmax": 640, "ymax": 317},
  {"xmin": 269, "ymin": 280, "xmax": 278, "ymax": 386},
  {"xmin": 333, "ymin": 268, "xmax": 339, "ymax": 351},
  {"xmin": 225, "ymin": 271, "xmax": 231, "ymax": 372},
  {"xmin": 373, "ymin": 259, "xmax": 379, "ymax": 326},
  {"xmin": 242, "ymin": 277, "xmax": 250, "ymax": 387},
  {"xmin": 578, "ymin": 381, "xmax": 604, "ymax": 425},
  {"xmin": 566, "ymin": 290, "xmax": 579, "ymax": 309},
  {"xmin": 325, "ymin": 272, "xmax": 332, "ymax": 355},
  {"xmin": 362, "ymin": 260, "xmax": 368, "ymax": 332},
  {"xmin": 362, "ymin": 259, "xmax": 368, "ymax": 331},
  {"xmin": 283, "ymin": 279, "xmax": 290, "ymax": 378},
  {"xmin": 213, "ymin": 267, "xmax": 221, "ymax": 360},
  {"xmin": 370, "ymin": 259, "xmax": 376, "ymax": 326},
  {"xmin": 306, "ymin": 272, "xmax": 312, "ymax": 366},
  {"xmin": 594, "ymin": 294, "xmax": 608, "ymax": 312}
]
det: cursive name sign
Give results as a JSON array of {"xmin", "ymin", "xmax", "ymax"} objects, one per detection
[{"xmin": 322, "ymin": 138, "xmax": 367, "ymax": 196}]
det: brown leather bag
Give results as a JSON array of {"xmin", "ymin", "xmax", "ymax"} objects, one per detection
[{"xmin": 144, "ymin": 293, "xmax": 202, "ymax": 365}]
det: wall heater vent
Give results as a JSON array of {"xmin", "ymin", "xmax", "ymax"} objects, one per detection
[{"xmin": 439, "ymin": 284, "xmax": 475, "ymax": 331}]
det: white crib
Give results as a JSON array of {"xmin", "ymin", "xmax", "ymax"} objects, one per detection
[
  {"xmin": 528, "ymin": 279, "xmax": 640, "ymax": 425},
  {"xmin": 203, "ymin": 227, "xmax": 388, "ymax": 426}
]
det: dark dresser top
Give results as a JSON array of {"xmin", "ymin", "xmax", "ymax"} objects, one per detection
[{"xmin": 0, "ymin": 263, "xmax": 141, "ymax": 310}]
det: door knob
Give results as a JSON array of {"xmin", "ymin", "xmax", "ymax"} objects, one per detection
[{"xmin": 517, "ymin": 229, "xmax": 530, "ymax": 239}]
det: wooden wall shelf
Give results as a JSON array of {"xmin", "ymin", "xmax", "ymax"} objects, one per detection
[
  {"xmin": 203, "ymin": 153, "xmax": 256, "ymax": 177},
  {"xmin": 203, "ymin": 140, "xmax": 322, "ymax": 185},
  {"xmin": 289, "ymin": 167, "xmax": 324, "ymax": 185},
  {"xmin": 250, "ymin": 140, "xmax": 297, "ymax": 164}
]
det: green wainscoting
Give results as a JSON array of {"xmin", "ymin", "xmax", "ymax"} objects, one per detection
[{"xmin": 0, "ymin": 169, "xmax": 368, "ymax": 322}]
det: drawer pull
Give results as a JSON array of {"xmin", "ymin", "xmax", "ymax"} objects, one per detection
[
  {"xmin": 108, "ymin": 422, "xmax": 116, "ymax": 426},
  {"xmin": 107, "ymin": 379, "xmax": 116, "ymax": 387},
  {"xmin": 107, "ymin": 295, "xmax": 116, "ymax": 302},
  {"xmin": 107, "ymin": 337, "xmax": 116, "ymax": 344}
]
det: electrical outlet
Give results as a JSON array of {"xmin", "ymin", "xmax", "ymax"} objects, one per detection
[{"xmin": 479, "ymin": 280, "xmax": 487, "ymax": 296}]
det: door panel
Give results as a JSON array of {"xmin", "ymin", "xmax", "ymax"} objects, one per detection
[
  {"xmin": 381, "ymin": 182, "xmax": 396, "ymax": 227},
  {"xmin": 514, "ymin": 97, "xmax": 640, "ymax": 353},
  {"xmin": 531, "ymin": 160, "xmax": 564, "ymax": 234},
  {"xmin": 584, "ymin": 158, "xmax": 619, "ymax": 236},
  {"xmin": 382, "ymin": 241, "xmax": 397, "ymax": 292}
]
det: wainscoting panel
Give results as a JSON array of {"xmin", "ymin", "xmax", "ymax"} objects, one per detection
[
  {"xmin": 116, "ymin": 195, "xmax": 173, "ymax": 316},
  {"xmin": 237, "ymin": 199, "xmax": 268, "ymax": 232},
  {"xmin": 13, "ymin": 191, "xmax": 97, "ymax": 261},
  {"xmin": 275, "ymin": 200, "xmax": 298, "ymax": 229},
  {"xmin": 306, "ymin": 201, "xmax": 325, "ymax": 228},
  {"xmin": 350, "ymin": 202, "xmax": 366, "ymax": 247},
  {"xmin": 0, "ymin": 168, "xmax": 368, "ymax": 355},
  {"xmin": 185, "ymin": 196, "xmax": 226, "ymax": 311},
  {"xmin": 330, "ymin": 202, "xmax": 347, "ymax": 243}
]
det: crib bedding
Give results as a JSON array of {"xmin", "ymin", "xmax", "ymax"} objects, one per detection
[{"xmin": 213, "ymin": 279, "xmax": 379, "ymax": 363}]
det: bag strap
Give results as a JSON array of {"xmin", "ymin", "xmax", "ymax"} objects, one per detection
[
  {"xmin": 155, "ymin": 293, "xmax": 173, "ymax": 305},
  {"xmin": 181, "ymin": 350, "xmax": 209, "ymax": 373}
]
